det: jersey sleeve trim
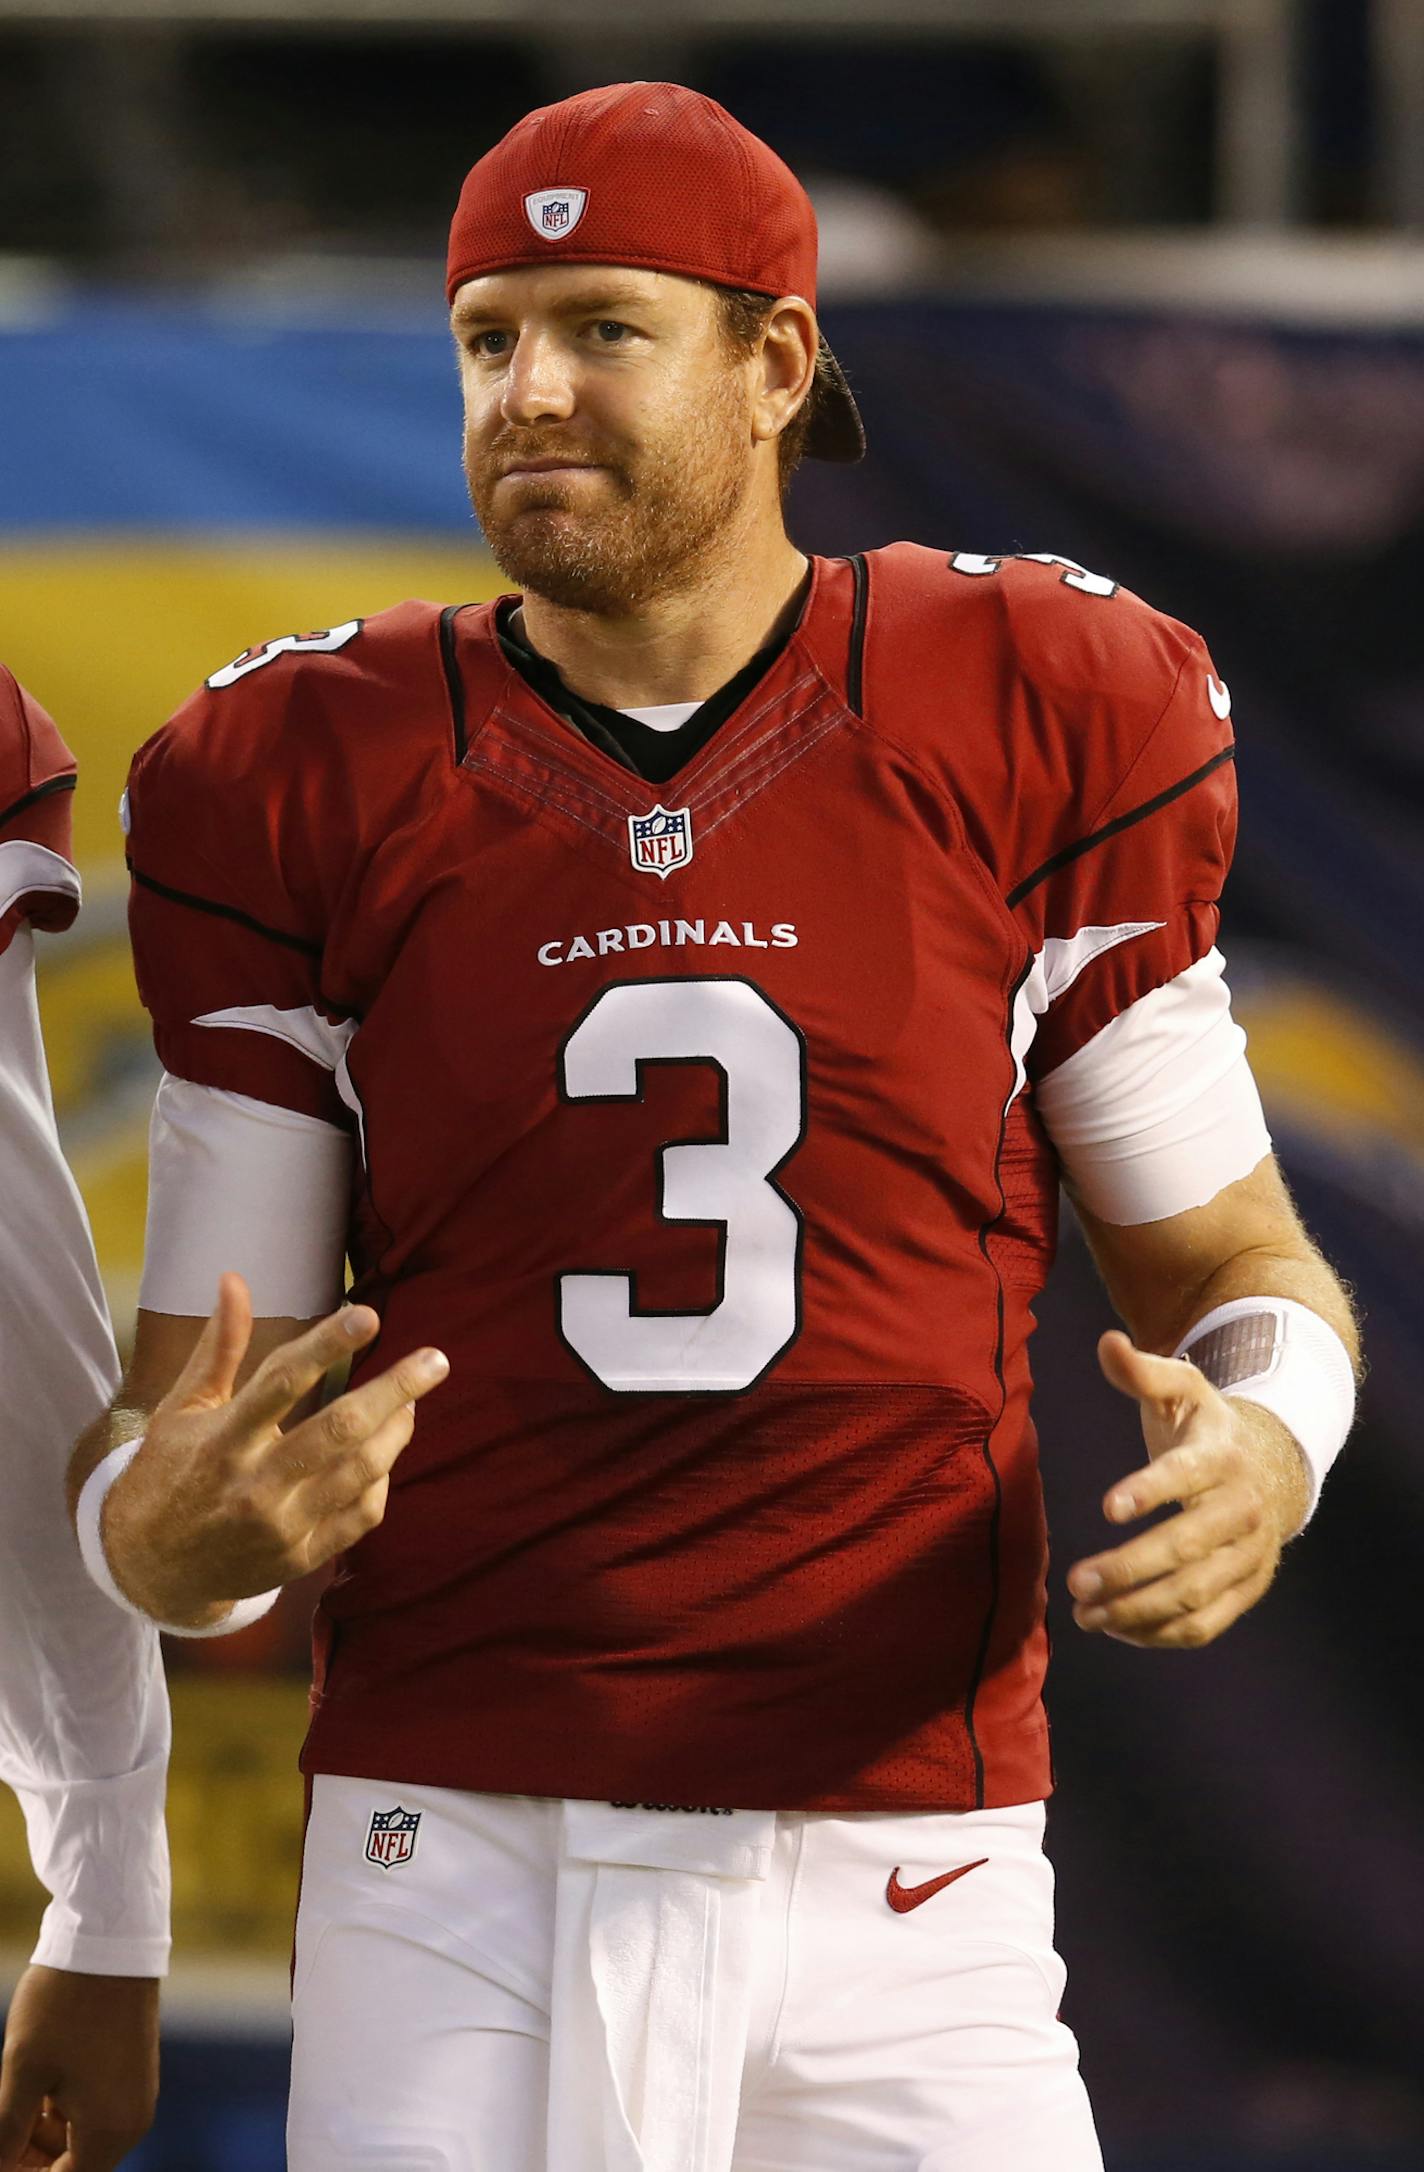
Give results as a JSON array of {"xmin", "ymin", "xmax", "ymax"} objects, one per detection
[
  {"xmin": 155, "ymin": 1003, "xmax": 359, "ymax": 1128},
  {"xmin": 1, "ymin": 839, "xmax": 80, "ymax": 914},
  {"xmin": 1005, "ymin": 745, "xmax": 1236, "ymax": 910},
  {"xmin": 0, "ymin": 840, "xmax": 82, "ymax": 952},
  {"xmin": 127, "ymin": 861, "xmax": 324, "ymax": 960},
  {"xmin": 1008, "ymin": 918, "xmax": 1165, "ymax": 1100},
  {"xmin": 193, "ymin": 1001, "xmax": 357, "ymax": 1073},
  {"xmin": 0, "ymin": 771, "xmax": 76, "ymax": 834}
]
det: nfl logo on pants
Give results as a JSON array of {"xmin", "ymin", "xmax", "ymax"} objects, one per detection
[
  {"xmin": 365, "ymin": 1805, "xmax": 421, "ymax": 1869},
  {"xmin": 628, "ymin": 804, "xmax": 694, "ymax": 877}
]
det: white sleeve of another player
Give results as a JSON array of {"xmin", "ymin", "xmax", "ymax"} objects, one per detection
[
  {"xmin": 139, "ymin": 1074, "xmax": 352, "ymax": 1318},
  {"xmin": 0, "ymin": 927, "xmax": 171, "ymax": 1976},
  {"xmin": 1035, "ymin": 949, "xmax": 1273, "ymax": 1225}
]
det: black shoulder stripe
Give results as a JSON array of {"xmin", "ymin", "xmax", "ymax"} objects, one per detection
[
  {"xmin": 0, "ymin": 771, "xmax": 77, "ymax": 831},
  {"xmin": 127, "ymin": 862, "xmax": 323, "ymax": 960},
  {"xmin": 1005, "ymin": 745, "xmax": 1236, "ymax": 911},
  {"xmin": 845, "ymin": 553, "xmax": 868, "ymax": 718},
  {"xmin": 440, "ymin": 603, "xmax": 472, "ymax": 763}
]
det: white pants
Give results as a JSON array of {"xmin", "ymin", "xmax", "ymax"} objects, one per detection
[{"xmin": 287, "ymin": 1779, "xmax": 1102, "ymax": 2172}]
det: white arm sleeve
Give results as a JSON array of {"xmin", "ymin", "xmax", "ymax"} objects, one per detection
[
  {"xmin": 139, "ymin": 1073, "xmax": 352, "ymax": 1318},
  {"xmin": 1035, "ymin": 949, "xmax": 1273, "ymax": 1225},
  {"xmin": 0, "ymin": 928, "xmax": 171, "ymax": 1976}
]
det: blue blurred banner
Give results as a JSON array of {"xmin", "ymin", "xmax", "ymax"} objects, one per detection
[
  {"xmin": 1, "ymin": 293, "xmax": 469, "ymax": 532},
  {"xmin": 1, "ymin": 288, "xmax": 1420, "ymax": 2158}
]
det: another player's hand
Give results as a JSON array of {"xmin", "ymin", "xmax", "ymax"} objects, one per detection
[
  {"xmin": 0, "ymin": 1966, "xmax": 158, "ymax": 2171},
  {"xmin": 102, "ymin": 1273, "xmax": 449, "ymax": 1631},
  {"xmin": 1066, "ymin": 1329, "xmax": 1311, "ymax": 1650}
]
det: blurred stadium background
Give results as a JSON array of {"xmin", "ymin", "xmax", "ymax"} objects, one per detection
[{"xmin": 2, "ymin": 1, "xmax": 1422, "ymax": 2165}]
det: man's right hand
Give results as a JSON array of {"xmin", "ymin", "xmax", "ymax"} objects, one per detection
[{"xmin": 99, "ymin": 1273, "xmax": 448, "ymax": 1631}]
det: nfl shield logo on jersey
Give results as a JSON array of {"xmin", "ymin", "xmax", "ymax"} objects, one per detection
[
  {"xmin": 628, "ymin": 804, "xmax": 694, "ymax": 878},
  {"xmin": 524, "ymin": 188, "xmax": 589, "ymax": 240},
  {"xmin": 365, "ymin": 1805, "xmax": 421, "ymax": 1870}
]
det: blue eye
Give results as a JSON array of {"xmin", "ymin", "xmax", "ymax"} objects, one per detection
[{"xmin": 596, "ymin": 321, "xmax": 629, "ymax": 343}]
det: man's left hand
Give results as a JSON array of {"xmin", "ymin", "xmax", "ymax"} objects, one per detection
[
  {"xmin": 1067, "ymin": 1329, "xmax": 1312, "ymax": 1650},
  {"xmin": 0, "ymin": 1967, "xmax": 159, "ymax": 2171}
]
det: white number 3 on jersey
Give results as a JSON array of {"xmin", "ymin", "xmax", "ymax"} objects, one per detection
[
  {"xmin": 207, "ymin": 621, "xmax": 361, "ymax": 689},
  {"xmin": 558, "ymin": 978, "xmax": 807, "ymax": 1393}
]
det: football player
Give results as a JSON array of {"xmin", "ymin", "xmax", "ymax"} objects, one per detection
[
  {"xmin": 69, "ymin": 85, "xmax": 1359, "ymax": 2172},
  {"xmin": 0, "ymin": 668, "xmax": 167, "ymax": 2171}
]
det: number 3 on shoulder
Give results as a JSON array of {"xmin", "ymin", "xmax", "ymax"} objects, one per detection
[
  {"xmin": 950, "ymin": 551, "xmax": 1118, "ymax": 599},
  {"xmin": 207, "ymin": 620, "xmax": 362, "ymax": 690}
]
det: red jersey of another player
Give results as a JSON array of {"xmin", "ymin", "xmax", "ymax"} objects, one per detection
[
  {"xmin": 1, "ymin": 668, "xmax": 80, "ymax": 953},
  {"xmin": 125, "ymin": 546, "xmax": 1235, "ymax": 1812}
]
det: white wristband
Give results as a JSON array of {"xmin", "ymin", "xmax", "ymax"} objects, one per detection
[
  {"xmin": 1173, "ymin": 1297, "xmax": 1355, "ymax": 1524},
  {"xmin": 76, "ymin": 1435, "xmax": 282, "ymax": 1639}
]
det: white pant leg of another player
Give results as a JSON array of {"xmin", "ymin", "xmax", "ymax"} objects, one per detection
[
  {"xmin": 730, "ymin": 1800, "xmax": 1104, "ymax": 2172},
  {"xmin": 545, "ymin": 1801, "xmax": 778, "ymax": 2172},
  {"xmin": 286, "ymin": 1776, "xmax": 558, "ymax": 2172}
]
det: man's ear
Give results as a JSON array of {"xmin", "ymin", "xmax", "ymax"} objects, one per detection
[{"xmin": 752, "ymin": 298, "xmax": 818, "ymax": 447}]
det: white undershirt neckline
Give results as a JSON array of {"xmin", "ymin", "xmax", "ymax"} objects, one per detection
[
  {"xmin": 506, "ymin": 603, "xmax": 704, "ymax": 735},
  {"xmin": 616, "ymin": 700, "xmax": 703, "ymax": 733}
]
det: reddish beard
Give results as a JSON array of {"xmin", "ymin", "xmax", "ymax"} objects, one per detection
[{"xmin": 465, "ymin": 367, "xmax": 753, "ymax": 614}]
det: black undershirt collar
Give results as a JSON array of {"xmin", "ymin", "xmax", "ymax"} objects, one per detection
[{"xmin": 495, "ymin": 578, "xmax": 809, "ymax": 788}]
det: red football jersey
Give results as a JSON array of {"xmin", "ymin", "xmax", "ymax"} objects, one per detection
[
  {"xmin": 126, "ymin": 547, "xmax": 1235, "ymax": 1811},
  {"xmin": 1, "ymin": 667, "xmax": 80, "ymax": 956}
]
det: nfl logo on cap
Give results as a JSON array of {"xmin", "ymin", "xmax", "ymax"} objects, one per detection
[
  {"xmin": 365, "ymin": 1805, "xmax": 421, "ymax": 1870},
  {"xmin": 629, "ymin": 804, "xmax": 694, "ymax": 878},
  {"xmin": 524, "ymin": 187, "xmax": 589, "ymax": 240}
]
